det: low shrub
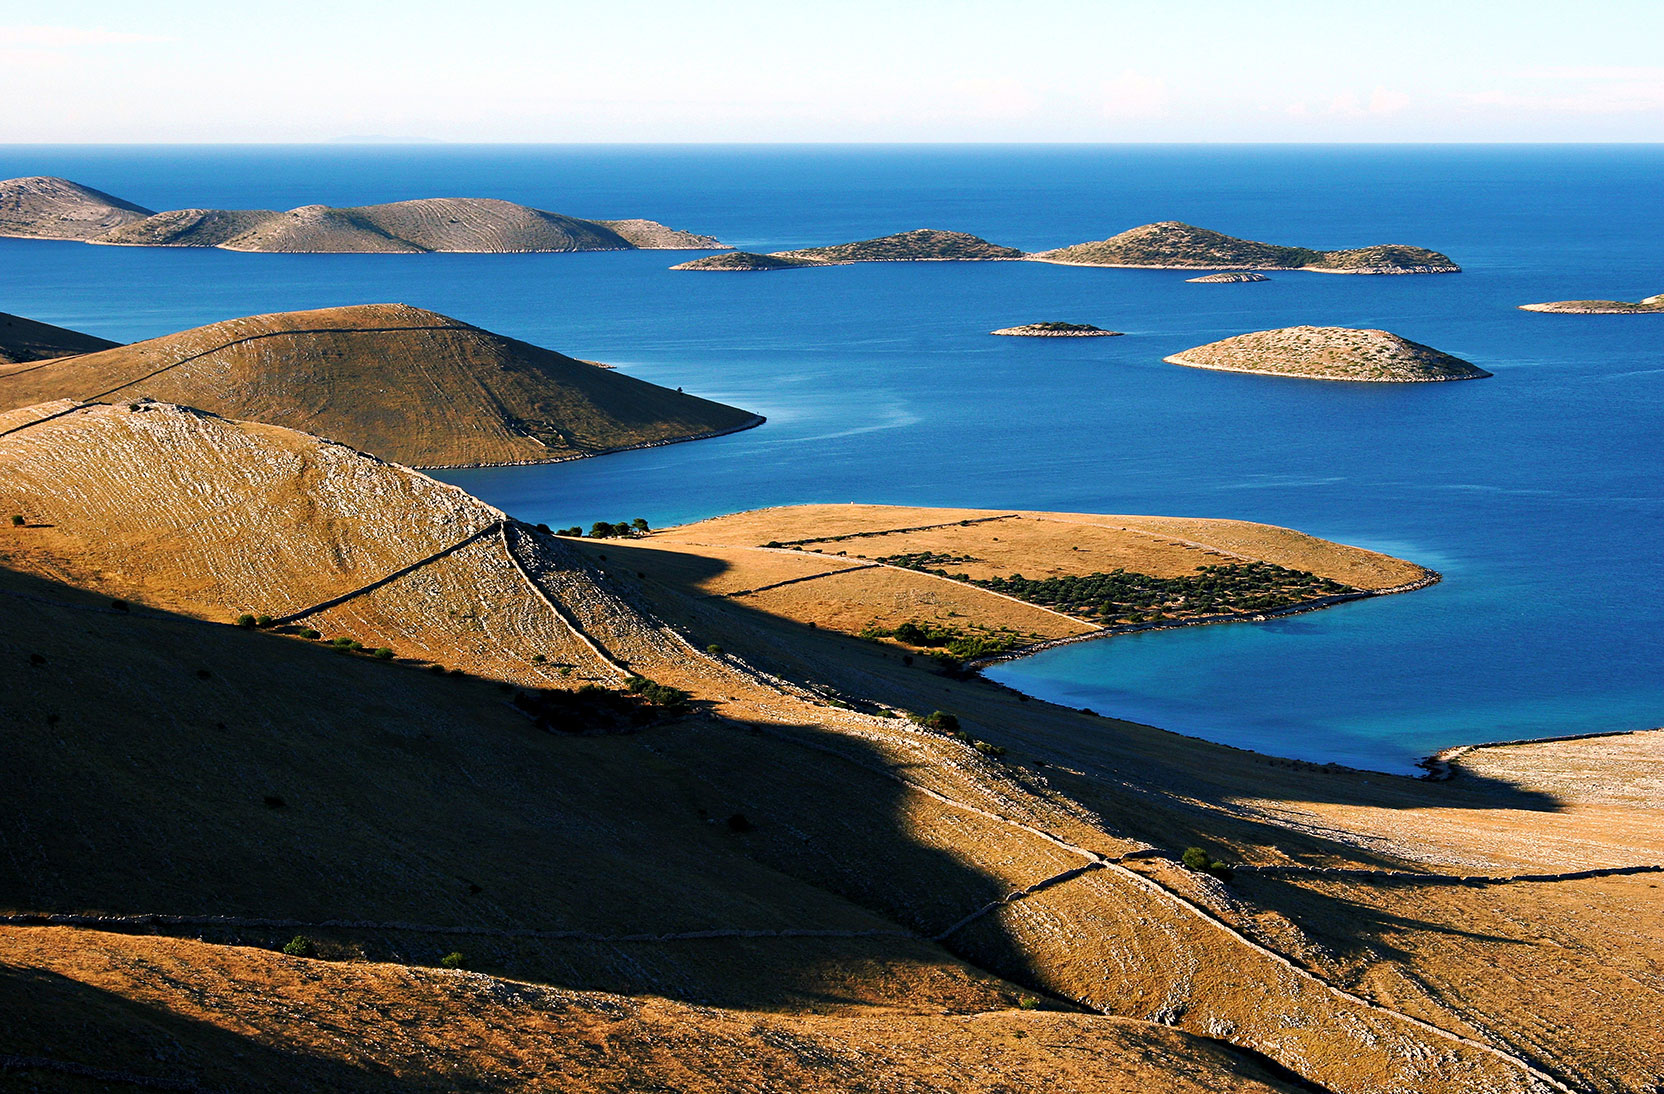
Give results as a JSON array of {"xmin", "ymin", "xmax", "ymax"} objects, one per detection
[
  {"xmin": 440, "ymin": 952, "xmax": 466, "ymax": 969},
  {"xmin": 9, "ymin": 515, "xmax": 24, "ymax": 526},
  {"xmin": 705, "ymin": 644, "xmax": 724, "ymax": 656},
  {"xmin": 300, "ymin": 628, "xmax": 321, "ymax": 640},
  {"xmin": 235, "ymin": 613, "xmax": 257, "ymax": 628},
  {"xmin": 282, "ymin": 935, "xmax": 316, "ymax": 958},
  {"xmin": 913, "ymin": 710, "xmax": 960, "ymax": 733},
  {"xmin": 255, "ymin": 614, "xmax": 273, "ymax": 628},
  {"xmin": 1181, "ymin": 846, "xmax": 1233, "ymax": 879},
  {"xmin": 372, "ymin": 648, "xmax": 394, "ymax": 660}
]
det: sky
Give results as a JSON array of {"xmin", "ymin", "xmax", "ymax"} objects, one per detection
[{"xmin": 4, "ymin": 0, "xmax": 1663, "ymax": 143}]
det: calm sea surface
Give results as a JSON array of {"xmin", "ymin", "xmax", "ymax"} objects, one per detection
[{"xmin": 2, "ymin": 145, "xmax": 1659, "ymax": 772}]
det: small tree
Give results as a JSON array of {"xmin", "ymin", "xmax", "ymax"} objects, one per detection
[
  {"xmin": 235, "ymin": 613, "xmax": 257, "ymax": 628},
  {"xmin": 440, "ymin": 951, "xmax": 466, "ymax": 969},
  {"xmin": 631, "ymin": 518, "xmax": 651, "ymax": 535},
  {"xmin": 282, "ymin": 935, "xmax": 317, "ymax": 958},
  {"xmin": 9, "ymin": 515, "xmax": 24, "ymax": 527},
  {"xmin": 589, "ymin": 521, "xmax": 615, "ymax": 539}
]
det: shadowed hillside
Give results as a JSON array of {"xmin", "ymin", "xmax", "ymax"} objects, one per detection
[
  {"xmin": 1, "ymin": 403, "xmax": 1659, "ymax": 1093},
  {"xmin": 0, "ymin": 177, "xmax": 727, "ymax": 252},
  {"xmin": 0, "ymin": 311, "xmax": 118, "ymax": 365},
  {"xmin": 0, "ymin": 304, "xmax": 762, "ymax": 467}
]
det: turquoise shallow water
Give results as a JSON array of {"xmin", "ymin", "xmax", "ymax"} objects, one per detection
[{"xmin": 2, "ymin": 144, "xmax": 1660, "ymax": 772}]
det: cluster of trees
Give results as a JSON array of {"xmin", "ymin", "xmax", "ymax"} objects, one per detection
[
  {"xmin": 859, "ymin": 619, "xmax": 1021, "ymax": 660},
  {"xmin": 544, "ymin": 518, "xmax": 652, "ymax": 539},
  {"xmin": 876, "ymin": 555, "xmax": 1353, "ymax": 624},
  {"xmin": 511, "ymin": 673, "xmax": 689, "ymax": 733}
]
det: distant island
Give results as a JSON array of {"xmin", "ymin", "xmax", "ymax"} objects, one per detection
[
  {"xmin": 1186, "ymin": 272, "xmax": 1270, "ymax": 284},
  {"xmin": 672, "ymin": 228, "xmax": 1024, "ymax": 270},
  {"xmin": 0, "ymin": 303, "xmax": 761, "ymax": 466},
  {"xmin": 990, "ymin": 322, "xmax": 1121, "ymax": 337},
  {"xmin": 0, "ymin": 176, "xmax": 726, "ymax": 253},
  {"xmin": 1029, "ymin": 222, "xmax": 1458, "ymax": 274},
  {"xmin": 669, "ymin": 251, "xmax": 828, "ymax": 271},
  {"xmin": 0, "ymin": 311, "xmax": 118, "ymax": 365},
  {"xmin": 1519, "ymin": 294, "xmax": 1664, "ymax": 314},
  {"xmin": 1164, "ymin": 326, "xmax": 1490, "ymax": 382}
]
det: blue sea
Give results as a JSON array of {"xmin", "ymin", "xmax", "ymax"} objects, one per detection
[{"xmin": 2, "ymin": 144, "xmax": 1660, "ymax": 773}]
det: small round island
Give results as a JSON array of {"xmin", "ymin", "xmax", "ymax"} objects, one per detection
[
  {"xmin": 1164, "ymin": 326, "xmax": 1490, "ymax": 382},
  {"xmin": 990, "ymin": 322, "xmax": 1122, "ymax": 337}
]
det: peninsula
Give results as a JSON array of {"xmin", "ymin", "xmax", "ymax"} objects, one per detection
[
  {"xmin": 1519, "ymin": 293, "xmax": 1664, "ymax": 314},
  {"xmin": 0, "ymin": 303, "xmax": 761, "ymax": 467},
  {"xmin": 672, "ymin": 228, "xmax": 1024, "ymax": 270},
  {"xmin": 1164, "ymin": 326, "xmax": 1491, "ymax": 382},
  {"xmin": 0, "ymin": 176, "xmax": 726, "ymax": 252},
  {"xmin": 1029, "ymin": 222, "xmax": 1459, "ymax": 274},
  {"xmin": 0, "ymin": 310, "xmax": 118, "ymax": 364},
  {"xmin": 990, "ymin": 322, "xmax": 1121, "ymax": 337}
]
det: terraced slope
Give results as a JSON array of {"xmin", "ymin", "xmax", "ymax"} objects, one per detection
[
  {"xmin": 1519, "ymin": 293, "xmax": 1664, "ymax": 314},
  {"xmin": 0, "ymin": 177, "xmax": 727, "ymax": 252},
  {"xmin": 673, "ymin": 229, "xmax": 1023, "ymax": 270},
  {"xmin": 1030, "ymin": 221, "xmax": 1458, "ymax": 273},
  {"xmin": 0, "ymin": 310, "xmax": 118, "ymax": 364},
  {"xmin": 0, "ymin": 175, "xmax": 153, "ymax": 239},
  {"xmin": 1, "ymin": 412, "xmax": 1655, "ymax": 1092},
  {"xmin": 0, "ymin": 303, "xmax": 761, "ymax": 467},
  {"xmin": 1165, "ymin": 326, "xmax": 1490, "ymax": 382}
]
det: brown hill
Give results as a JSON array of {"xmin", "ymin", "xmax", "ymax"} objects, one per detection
[
  {"xmin": 1, "ymin": 410, "xmax": 1658, "ymax": 1093},
  {"xmin": 0, "ymin": 177, "xmax": 727, "ymax": 252},
  {"xmin": 0, "ymin": 310, "xmax": 119, "ymax": 365},
  {"xmin": 1029, "ymin": 222, "xmax": 1458, "ymax": 274},
  {"xmin": 1165, "ymin": 326, "xmax": 1491, "ymax": 382},
  {"xmin": 0, "ymin": 303, "xmax": 761, "ymax": 468},
  {"xmin": 0, "ymin": 175, "xmax": 153, "ymax": 240}
]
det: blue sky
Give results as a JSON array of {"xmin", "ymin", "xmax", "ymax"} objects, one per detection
[{"xmin": 4, "ymin": 1, "xmax": 1663, "ymax": 142}]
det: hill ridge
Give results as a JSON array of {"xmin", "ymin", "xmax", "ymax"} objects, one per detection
[
  {"xmin": 0, "ymin": 303, "xmax": 762, "ymax": 468},
  {"xmin": 0, "ymin": 176, "xmax": 727, "ymax": 253},
  {"xmin": 1030, "ymin": 221, "xmax": 1458, "ymax": 274}
]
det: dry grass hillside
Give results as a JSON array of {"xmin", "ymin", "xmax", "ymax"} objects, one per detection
[
  {"xmin": 0, "ymin": 304, "xmax": 761, "ymax": 467},
  {"xmin": 1, "ymin": 411, "xmax": 1659, "ymax": 1093},
  {"xmin": 0, "ymin": 175, "xmax": 152, "ymax": 240},
  {"xmin": 0, "ymin": 929, "xmax": 1315, "ymax": 1094},
  {"xmin": 634, "ymin": 504, "xmax": 1430, "ymax": 657},
  {"xmin": 1166, "ymin": 326, "xmax": 1491, "ymax": 382},
  {"xmin": 1029, "ymin": 222, "xmax": 1459, "ymax": 273},
  {"xmin": 0, "ymin": 311, "xmax": 118, "ymax": 365},
  {"xmin": 0, "ymin": 178, "xmax": 727, "ymax": 252}
]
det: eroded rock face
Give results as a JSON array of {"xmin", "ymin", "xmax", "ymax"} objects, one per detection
[{"xmin": 1164, "ymin": 326, "xmax": 1490, "ymax": 382}]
